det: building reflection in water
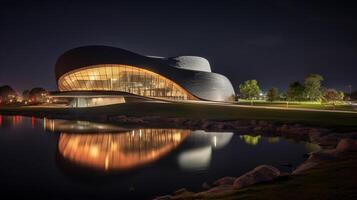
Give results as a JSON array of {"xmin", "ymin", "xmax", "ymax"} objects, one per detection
[
  {"xmin": 177, "ymin": 131, "xmax": 233, "ymax": 170},
  {"xmin": 44, "ymin": 118, "xmax": 129, "ymax": 133},
  {"xmin": 0, "ymin": 115, "xmax": 40, "ymax": 128},
  {"xmin": 43, "ymin": 118, "xmax": 237, "ymax": 172},
  {"xmin": 42, "ymin": 118, "xmax": 192, "ymax": 171},
  {"xmin": 57, "ymin": 129, "xmax": 190, "ymax": 171},
  {"xmin": 1, "ymin": 116, "xmax": 319, "ymax": 174}
]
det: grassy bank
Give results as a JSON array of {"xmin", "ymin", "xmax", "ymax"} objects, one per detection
[
  {"xmin": 1, "ymin": 102, "xmax": 357, "ymax": 128},
  {"xmin": 172, "ymin": 154, "xmax": 357, "ymax": 200},
  {"xmin": 237, "ymin": 100, "xmax": 356, "ymax": 111}
]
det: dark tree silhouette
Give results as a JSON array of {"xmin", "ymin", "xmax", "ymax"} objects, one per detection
[
  {"xmin": 0, "ymin": 85, "xmax": 16, "ymax": 103},
  {"xmin": 287, "ymin": 82, "xmax": 304, "ymax": 101}
]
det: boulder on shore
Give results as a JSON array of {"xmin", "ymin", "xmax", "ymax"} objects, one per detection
[
  {"xmin": 292, "ymin": 151, "xmax": 336, "ymax": 175},
  {"xmin": 199, "ymin": 184, "xmax": 235, "ymax": 195},
  {"xmin": 212, "ymin": 176, "xmax": 236, "ymax": 186},
  {"xmin": 202, "ymin": 182, "xmax": 211, "ymax": 190},
  {"xmin": 336, "ymin": 138, "xmax": 357, "ymax": 152},
  {"xmin": 233, "ymin": 165, "xmax": 280, "ymax": 189},
  {"xmin": 152, "ymin": 195, "xmax": 172, "ymax": 200}
]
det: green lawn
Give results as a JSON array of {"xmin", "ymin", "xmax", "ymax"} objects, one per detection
[
  {"xmin": 173, "ymin": 154, "xmax": 357, "ymax": 200},
  {"xmin": 1, "ymin": 102, "xmax": 357, "ymax": 128},
  {"xmin": 237, "ymin": 100, "xmax": 356, "ymax": 111}
]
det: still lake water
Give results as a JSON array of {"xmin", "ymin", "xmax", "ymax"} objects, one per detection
[{"xmin": 0, "ymin": 115, "xmax": 319, "ymax": 199}]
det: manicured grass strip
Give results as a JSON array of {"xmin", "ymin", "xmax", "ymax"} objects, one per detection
[
  {"xmin": 1, "ymin": 102, "xmax": 357, "ymax": 128},
  {"xmin": 163, "ymin": 155, "xmax": 357, "ymax": 200},
  {"xmin": 236, "ymin": 101, "xmax": 356, "ymax": 112}
]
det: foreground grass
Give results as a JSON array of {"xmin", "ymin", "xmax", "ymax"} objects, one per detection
[
  {"xmin": 237, "ymin": 101, "xmax": 356, "ymax": 111},
  {"xmin": 171, "ymin": 154, "xmax": 357, "ymax": 200},
  {"xmin": 1, "ymin": 102, "xmax": 357, "ymax": 128},
  {"xmin": 241, "ymin": 156, "xmax": 357, "ymax": 199}
]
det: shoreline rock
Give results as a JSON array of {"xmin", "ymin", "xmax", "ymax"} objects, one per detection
[
  {"xmin": 212, "ymin": 176, "xmax": 236, "ymax": 186},
  {"xmin": 336, "ymin": 138, "xmax": 357, "ymax": 152},
  {"xmin": 292, "ymin": 151, "xmax": 337, "ymax": 175},
  {"xmin": 233, "ymin": 165, "xmax": 281, "ymax": 189},
  {"xmin": 146, "ymin": 116, "xmax": 357, "ymax": 199}
]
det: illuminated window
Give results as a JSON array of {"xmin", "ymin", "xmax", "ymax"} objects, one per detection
[{"xmin": 58, "ymin": 64, "xmax": 196, "ymax": 100}]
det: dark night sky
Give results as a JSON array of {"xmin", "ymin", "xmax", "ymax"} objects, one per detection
[{"xmin": 0, "ymin": 0, "xmax": 356, "ymax": 93}]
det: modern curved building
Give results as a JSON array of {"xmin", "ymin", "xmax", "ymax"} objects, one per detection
[{"xmin": 54, "ymin": 46, "xmax": 235, "ymax": 105}]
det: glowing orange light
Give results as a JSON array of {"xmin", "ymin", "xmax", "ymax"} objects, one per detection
[
  {"xmin": 58, "ymin": 64, "xmax": 196, "ymax": 100},
  {"xmin": 31, "ymin": 116, "xmax": 35, "ymax": 128},
  {"xmin": 11, "ymin": 116, "xmax": 23, "ymax": 126},
  {"xmin": 12, "ymin": 116, "xmax": 16, "ymax": 126},
  {"xmin": 58, "ymin": 129, "xmax": 191, "ymax": 171}
]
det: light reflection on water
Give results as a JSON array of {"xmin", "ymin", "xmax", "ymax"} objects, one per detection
[
  {"xmin": 43, "ymin": 118, "xmax": 236, "ymax": 172},
  {"xmin": 240, "ymin": 135, "xmax": 262, "ymax": 146},
  {"xmin": 0, "ymin": 115, "xmax": 320, "ymax": 199},
  {"xmin": 0, "ymin": 115, "xmax": 321, "ymax": 172},
  {"xmin": 58, "ymin": 129, "xmax": 190, "ymax": 171}
]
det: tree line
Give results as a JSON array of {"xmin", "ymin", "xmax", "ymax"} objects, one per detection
[
  {"xmin": 0, "ymin": 77, "xmax": 355, "ymax": 105},
  {"xmin": 0, "ymin": 85, "xmax": 48, "ymax": 104},
  {"xmin": 239, "ymin": 74, "xmax": 349, "ymax": 104}
]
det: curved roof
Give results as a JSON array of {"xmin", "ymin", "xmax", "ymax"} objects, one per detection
[
  {"xmin": 55, "ymin": 46, "xmax": 235, "ymax": 102},
  {"xmin": 166, "ymin": 56, "xmax": 211, "ymax": 72}
]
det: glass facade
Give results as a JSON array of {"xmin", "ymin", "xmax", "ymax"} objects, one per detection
[{"xmin": 58, "ymin": 64, "xmax": 196, "ymax": 100}]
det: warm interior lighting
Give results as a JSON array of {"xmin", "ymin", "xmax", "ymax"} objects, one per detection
[
  {"xmin": 58, "ymin": 64, "xmax": 196, "ymax": 100},
  {"xmin": 89, "ymin": 146, "xmax": 99, "ymax": 158}
]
